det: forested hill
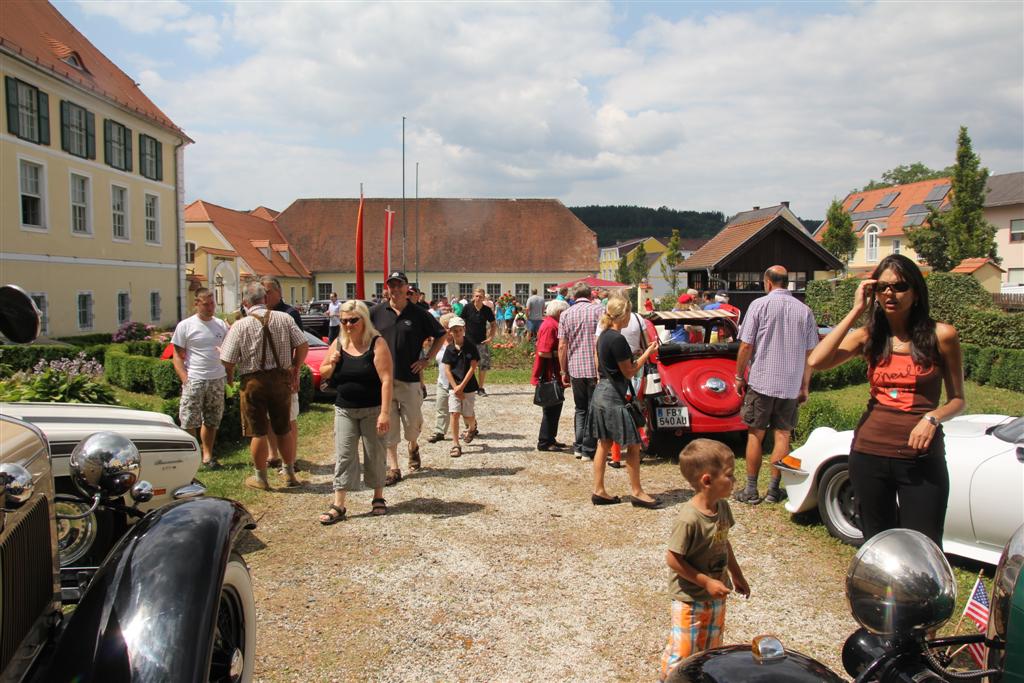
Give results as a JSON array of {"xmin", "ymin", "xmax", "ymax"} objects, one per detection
[
  {"xmin": 569, "ymin": 204, "xmax": 821, "ymax": 246},
  {"xmin": 568, "ymin": 205, "xmax": 725, "ymax": 246}
]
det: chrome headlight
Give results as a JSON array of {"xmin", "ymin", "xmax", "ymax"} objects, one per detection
[
  {"xmin": 846, "ymin": 529, "xmax": 955, "ymax": 636},
  {"xmin": 0, "ymin": 463, "xmax": 34, "ymax": 506},
  {"xmin": 70, "ymin": 432, "xmax": 140, "ymax": 498},
  {"xmin": 55, "ymin": 499, "xmax": 98, "ymax": 566}
]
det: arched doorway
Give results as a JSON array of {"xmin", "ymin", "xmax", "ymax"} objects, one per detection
[{"xmin": 212, "ymin": 260, "xmax": 239, "ymax": 314}]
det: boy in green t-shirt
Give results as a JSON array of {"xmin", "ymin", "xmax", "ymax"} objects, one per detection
[{"xmin": 659, "ymin": 439, "xmax": 750, "ymax": 681}]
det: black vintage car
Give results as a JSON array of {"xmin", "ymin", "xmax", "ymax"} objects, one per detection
[{"xmin": 0, "ymin": 285, "xmax": 257, "ymax": 682}]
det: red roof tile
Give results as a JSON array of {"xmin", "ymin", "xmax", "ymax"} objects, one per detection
[
  {"xmin": 250, "ymin": 206, "xmax": 280, "ymax": 220},
  {"xmin": 0, "ymin": 1, "xmax": 190, "ymax": 141},
  {"xmin": 275, "ymin": 198, "xmax": 598, "ymax": 274},
  {"xmin": 185, "ymin": 200, "xmax": 311, "ymax": 279},
  {"xmin": 816, "ymin": 178, "xmax": 952, "ymax": 240},
  {"xmin": 951, "ymin": 257, "xmax": 1004, "ymax": 274}
]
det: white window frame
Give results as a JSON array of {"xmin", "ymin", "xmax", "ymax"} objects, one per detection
[
  {"xmin": 66, "ymin": 101, "xmax": 88, "ymax": 157},
  {"xmin": 458, "ymin": 283, "xmax": 474, "ymax": 299},
  {"xmin": 345, "ymin": 283, "xmax": 357, "ymax": 300},
  {"xmin": 30, "ymin": 292, "xmax": 48, "ymax": 335},
  {"xmin": 18, "ymin": 156, "xmax": 48, "ymax": 231},
  {"xmin": 16, "ymin": 80, "xmax": 39, "ymax": 142},
  {"xmin": 149, "ymin": 290, "xmax": 161, "ymax": 322},
  {"xmin": 515, "ymin": 282, "xmax": 530, "ymax": 305},
  {"xmin": 290, "ymin": 286, "xmax": 296, "ymax": 304},
  {"xmin": 486, "ymin": 283, "xmax": 501, "ymax": 300},
  {"xmin": 317, "ymin": 282, "xmax": 333, "ymax": 300},
  {"xmin": 1011, "ymin": 219, "xmax": 1024, "ymax": 243},
  {"xmin": 865, "ymin": 225, "xmax": 880, "ymax": 263},
  {"xmin": 76, "ymin": 290, "xmax": 94, "ymax": 330},
  {"xmin": 144, "ymin": 193, "xmax": 160, "ymax": 244},
  {"xmin": 374, "ymin": 282, "xmax": 384, "ymax": 299},
  {"xmin": 111, "ymin": 184, "xmax": 129, "ymax": 241},
  {"xmin": 185, "ymin": 241, "xmax": 196, "ymax": 264},
  {"xmin": 431, "ymin": 283, "xmax": 447, "ymax": 302},
  {"xmin": 116, "ymin": 290, "xmax": 131, "ymax": 325},
  {"xmin": 1008, "ymin": 268, "xmax": 1024, "ymax": 285},
  {"xmin": 139, "ymin": 134, "xmax": 160, "ymax": 180},
  {"xmin": 892, "ymin": 239, "xmax": 901, "ymax": 255},
  {"xmin": 108, "ymin": 120, "xmax": 129, "ymax": 171},
  {"xmin": 301, "ymin": 286, "xmax": 306, "ymax": 303},
  {"xmin": 69, "ymin": 170, "xmax": 92, "ymax": 236},
  {"xmin": 543, "ymin": 283, "xmax": 557, "ymax": 301}
]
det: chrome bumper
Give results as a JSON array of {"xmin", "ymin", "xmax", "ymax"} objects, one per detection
[{"xmin": 172, "ymin": 481, "xmax": 207, "ymax": 499}]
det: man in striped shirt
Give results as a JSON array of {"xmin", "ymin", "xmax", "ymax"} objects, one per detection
[
  {"xmin": 734, "ymin": 266, "xmax": 818, "ymax": 505},
  {"xmin": 557, "ymin": 282, "xmax": 605, "ymax": 459}
]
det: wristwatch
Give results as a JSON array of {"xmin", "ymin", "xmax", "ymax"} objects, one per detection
[{"xmin": 922, "ymin": 415, "xmax": 938, "ymax": 426}]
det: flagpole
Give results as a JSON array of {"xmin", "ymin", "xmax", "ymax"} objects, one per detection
[
  {"xmin": 355, "ymin": 183, "xmax": 365, "ymax": 299},
  {"xmin": 415, "ymin": 161, "xmax": 420, "ymax": 286},
  {"xmin": 943, "ymin": 569, "xmax": 984, "ymax": 659},
  {"xmin": 402, "ymin": 116, "xmax": 407, "ymax": 272},
  {"xmin": 384, "ymin": 205, "xmax": 391, "ymax": 277}
]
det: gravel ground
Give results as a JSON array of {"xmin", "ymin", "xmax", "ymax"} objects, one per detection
[{"xmin": 240, "ymin": 384, "xmax": 857, "ymax": 682}]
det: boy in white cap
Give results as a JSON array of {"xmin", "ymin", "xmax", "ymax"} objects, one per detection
[{"xmin": 442, "ymin": 316, "xmax": 480, "ymax": 458}]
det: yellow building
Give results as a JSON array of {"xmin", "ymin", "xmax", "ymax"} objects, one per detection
[
  {"xmin": 1, "ymin": 1, "xmax": 191, "ymax": 337},
  {"xmin": 597, "ymin": 236, "xmax": 667, "ymax": 281},
  {"xmin": 184, "ymin": 201, "xmax": 312, "ymax": 314}
]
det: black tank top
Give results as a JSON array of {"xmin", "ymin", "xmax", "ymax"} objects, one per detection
[{"xmin": 332, "ymin": 336, "xmax": 383, "ymax": 408}]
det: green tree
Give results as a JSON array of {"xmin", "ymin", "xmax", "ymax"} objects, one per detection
[
  {"xmin": 906, "ymin": 127, "xmax": 998, "ymax": 271},
  {"xmin": 860, "ymin": 162, "xmax": 955, "ymax": 191},
  {"xmin": 820, "ymin": 199, "xmax": 858, "ymax": 270},
  {"xmin": 659, "ymin": 229, "xmax": 684, "ymax": 293},
  {"xmin": 615, "ymin": 255, "xmax": 632, "ymax": 285},
  {"xmin": 629, "ymin": 243, "xmax": 651, "ymax": 286}
]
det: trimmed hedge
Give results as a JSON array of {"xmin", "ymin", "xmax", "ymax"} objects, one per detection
[
  {"xmin": 0, "ymin": 344, "xmax": 106, "ymax": 372},
  {"xmin": 105, "ymin": 344, "xmax": 181, "ymax": 398},
  {"xmin": 56, "ymin": 333, "xmax": 114, "ymax": 346},
  {"xmin": 925, "ymin": 272, "xmax": 994, "ymax": 322},
  {"xmin": 809, "ymin": 356, "xmax": 868, "ymax": 390},
  {"xmin": 961, "ymin": 342, "xmax": 1024, "ymax": 392},
  {"xmin": 161, "ymin": 388, "xmax": 242, "ymax": 445},
  {"xmin": 805, "ymin": 278, "xmax": 861, "ymax": 327},
  {"xmin": 793, "ymin": 394, "xmax": 863, "ymax": 448}
]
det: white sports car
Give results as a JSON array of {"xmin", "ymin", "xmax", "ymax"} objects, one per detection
[{"xmin": 776, "ymin": 414, "xmax": 1024, "ymax": 565}]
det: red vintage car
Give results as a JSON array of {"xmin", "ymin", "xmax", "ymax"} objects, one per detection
[{"xmin": 640, "ymin": 309, "xmax": 746, "ymax": 458}]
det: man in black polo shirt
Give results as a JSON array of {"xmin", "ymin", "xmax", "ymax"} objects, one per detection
[
  {"xmin": 371, "ymin": 271, "xmax": 446, "ymax": 484},
  {"xmin": 461, "ymin": 287, "xmax": 496, "ymax": 396}
]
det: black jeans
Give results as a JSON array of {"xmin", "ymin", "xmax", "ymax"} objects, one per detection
[
  {"xmin": 848, "ymin": 449, "xmax": 949, "ymax": 547},
  {"xmin": 570, "ymin": 377, "xmax": 597, "ymax": 457},
  {"xmin": 537, "ymin": 401, "xmax": 564, "ymax": 448}
]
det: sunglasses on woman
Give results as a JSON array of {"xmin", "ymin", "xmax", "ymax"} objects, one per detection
[
  {"xmin": 340, "ymin": 317, "xmax": 362, "ymax": 325},
  {"xmin": 874, "ymin": 281, "xmax": 911, "ymax": 294}
]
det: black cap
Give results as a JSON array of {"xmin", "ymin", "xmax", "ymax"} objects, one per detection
[{"xmin": 386, "ymin": 271, "xmax": 409, "ymax": 284}]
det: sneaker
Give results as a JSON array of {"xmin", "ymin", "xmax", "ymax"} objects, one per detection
[
  {"xmin": 764, "ymin": 488, "xmax": 788, "ymax": 504},
  {"xmin": 477, "ymin": 387, "xmax": 488, "ymax": 397},
  {"xmin": 201, "ymin": 459, "xmax": 222, "ymax": 471},
  {"xmin": 408, "ymin": 445, "xmax": 422, "ymax": 471},
  {"xmin": 267, "ymin": 457, "xmax": 282, "ymax": 469},
  {"xmin": 426, "ymin": 433, "xmax": 444, "ymax": 443},
  {"xmin": 733, "ymin": 489, "xmax": 762, "ymax": 505},
  {"xmin": 244, "ymin": 475, "xmax": 270, "ymax": 491}
]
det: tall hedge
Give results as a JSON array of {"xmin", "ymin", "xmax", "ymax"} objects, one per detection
[
  {"xmin": 0, "ymin": 344, "xmax": 106, "ymax": 373},
  {"xmin": 805, "ymin": 278, "xmax": 861, "ymax": 327},
  {"xmin": 105, "ymin": 344, "xmax": 181, "ymax": 398}
]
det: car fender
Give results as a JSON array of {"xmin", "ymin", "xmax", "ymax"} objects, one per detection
[
  {"xmin": 781, "ymin": 427, "xmax": 854, "ymax": 514},
  {"xmin": 42, "ymin": 497, "xmax": 255, "ymax": 683}
]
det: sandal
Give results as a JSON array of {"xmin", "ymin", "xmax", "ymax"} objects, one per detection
[
  {"xmin": 319, "ymin": 504, "xmax": 346, "ymax": 525},
  {"xmin": 384, "ymin": 468, "xmax": 402, "ymax": 487},
  {"xmin": 408, "ymin": 444, "xmax": 422, "ymax": 471},
  {"xmin": 371, "ymin": 498, "xmax": 388, "ymax": 516},
  {"xmin": 449, "ymin": 445, "xmax": 462, "ymax": 458},
  {"xmin": 463, "ymin": 427, "xmax": 479, "ymax": 444}
]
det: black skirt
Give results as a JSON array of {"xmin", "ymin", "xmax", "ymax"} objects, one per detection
[{"xmin": 584, "ymin": 380, "xmax": 641, "ymax": 446}]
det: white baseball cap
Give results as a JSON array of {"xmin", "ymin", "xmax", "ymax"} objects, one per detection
[{"xmin": 447, "ymin": 316, "xmax": 466, "ymax": 328}]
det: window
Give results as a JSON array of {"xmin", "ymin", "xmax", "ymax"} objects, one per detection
[
  {"xmin": 543, "ymin": 283, "xmax": 556, "ymax": 301},
  {"xmin": 60, "ymin": 101, "xmax": 94, "ymax": 158},
  {"xmin": 787, "ymin": 271, "xmax": 808, "ymax": 291},
  {"xmin": 104, "ymin": 119, "xmax": 132, "ymax": 171},
  {"xmin": 515, "ymin": 283, "xmax": 530, "ymax": 305},
  {"xmin": 139, "ymin": 134, "xmax": 162, "ymax": 180},
  {"xmin": 865, "ymin": 225, "xmax": 880, "ymax": 262},
  {"xmin": 1009, "ymin": 268, "xmax": 1024, "ymax": 285},
  {"xmin": 486, "ymin": 283, "xmax": 501, "ymax": 300},
  {"xmin": 185, "ymin": 241, "xmax": 196, "ymax": 264},
  {"xmin": 116, "ymin": 291, "xmax": 130, "ymax": 324},
  {"xmin": 317, "ymin": 283, "xmax": 332, "ymax": 300},
  {"xmin": 290, "ymin": 286, "xmax": 295, "ymax": 304},
  {"xmin": 30, "ymin": 293, "xmax": 48, "ymax": 334},
  {"xmin": 70, "ymin": 173, "xmax": 91, "ymax": 235},
  {"xmin": 431, "ymin": 283, "xmax": 447, "ymax": 302},
  {"xmin": 892, "ymin": 239, "xmax": 901, "ymax": 255},
  {"xmin": 345, "ymin": 283, "xmax": 357, "ymax": 300},
  {"xmin": 374, "ymin": 283, "xmax": 384, "ymax": 299},
  {"xmin": 144, "ymin": 193, "xmax": 159, "ymax": 243},
  {"xmin": 19, "ymin": 159, "xmax": 45, "ymax": 228},
  {"xmin": 301, "ymin": 286, "xmax": 306, "ymax": 303},
  {"xmin": 5, "ymin": 77, "xmax": 49, "ymax": 145},
  {"xmin": 111, "ymin": 185, "xmax": 128, "ymax": 240},
  {"xmin": 727, "ymin": 272, "xmax": 762, "ymax": 291},
  {"xmin": 149, "ymin": 291, "xmax": 161, "ymax": 322},
  {"xmin": 1011, "ymin": 219, "xmax": 1024, "ymax": 243},
  {"xmin": 77, "ymin": 292, "xmax": 93, "ymax": 330},
  {"xmin": 459, "ymin": 283, "xmax": 474, "ymax": 299}
]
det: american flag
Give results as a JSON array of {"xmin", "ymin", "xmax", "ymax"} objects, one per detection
[{"xmin": 963, "ymin": 577, "xmax": 990, "ymax": 667}]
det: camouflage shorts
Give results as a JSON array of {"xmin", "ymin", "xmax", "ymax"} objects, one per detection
[{"xmin": 179, "ymin": 377, "xmax": 227, "ymax": 429}]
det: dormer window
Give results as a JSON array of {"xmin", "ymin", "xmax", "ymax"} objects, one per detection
[
  {"xmin": 260, "ymin": 247, "xmax": 271, "ymax": 259},
  {"xmin": 61, "ymin": 53, "xmax": 84, "ymax": 71},
  {"xmin": 280, "ymin": 250, "xmax": 290, "ymax": 262}
]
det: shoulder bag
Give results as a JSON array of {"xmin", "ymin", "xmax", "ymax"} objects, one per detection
[{"xmin": 533, "ymin": 356, "xmax": 565, "ymax": 407}]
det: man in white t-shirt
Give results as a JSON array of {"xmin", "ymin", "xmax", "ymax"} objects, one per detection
[
  {"xmin": 171, "ymin": 288, "xmax": 230, "ymax": 469},
  {"xmin": 326, "ymin": 292, "xmax": 341, "ymax": 344}
]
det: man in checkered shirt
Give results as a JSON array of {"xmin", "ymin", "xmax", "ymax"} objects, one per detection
[
  {"xmin": 557, "ymin": 282, "xmax": 605, "ymax": 459},
  {"xmin": 734, "ymin": 266, "xmax": 818, "ymax": 505}
]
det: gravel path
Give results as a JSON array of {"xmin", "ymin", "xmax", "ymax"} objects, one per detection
[{"xmin": 240, "ymin": 384, "xmax": 856, "ymax": 681}]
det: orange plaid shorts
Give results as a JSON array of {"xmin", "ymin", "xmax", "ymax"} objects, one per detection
[{"xmin": 659, "ymin": 598, "xmax": 727, "ymax": 682}]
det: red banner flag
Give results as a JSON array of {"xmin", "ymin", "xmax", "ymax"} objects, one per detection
[
  {"xmin": 384, "ymin": 208, "xmax": 394, "ymax": 278},
  {"xmin": 355, "ymin": 190, "xmax": 365, "ymax": 299}
]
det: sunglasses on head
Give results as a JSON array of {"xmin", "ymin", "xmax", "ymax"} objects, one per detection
[
  {"xmin": 340, "ymin": 317, "xmax": 361, "ymax": 325},
  {"xmin": 874, "ymin": 281, "xmax": 911, "ymax": 294}
]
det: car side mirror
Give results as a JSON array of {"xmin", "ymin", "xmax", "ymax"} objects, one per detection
[{"xmin": 0, "ymin": 284, "xmax": 41, "ymax": 344}]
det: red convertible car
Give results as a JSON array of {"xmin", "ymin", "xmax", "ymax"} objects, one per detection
[{"xmin": 640, "ymin": 309, "xmax": 746, "ymax": 458}]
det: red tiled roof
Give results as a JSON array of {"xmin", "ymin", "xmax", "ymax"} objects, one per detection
[
  {"xmin": 678, "ymin": 237, "xmax": 710, "ymax": 252},
  {"xmin": 250, "ymin": 206, "xmax": 280, "ymax": 220},
  {"xmin": 0, "ymin": 1, "xmax": 190, "ymax": 141},
  {"xmin": 275, "ymin": 198, "xmax": 598, "ymax": 274},
  {"xmin": 197, "ymin": 246, "xmax": 238, "ymax": 258},
  {"xmin": 951, "ymin": 257, "xmax": 1004, "ymax": 274},
  {"xmin": 185, "ymin": 200, "xmax": 311, "ymax": 279},
  {"xmin": 816, "ymin": 178, "xmax": 952, "ymax": 240}
]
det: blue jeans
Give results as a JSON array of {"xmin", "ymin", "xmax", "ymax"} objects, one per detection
[{"xmin": 570, "ymin": 377, "xmax": 597, "ymax": 457}]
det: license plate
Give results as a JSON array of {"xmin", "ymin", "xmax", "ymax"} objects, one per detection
[{"xmin": 656, "ymin": 406, "xmax": 690, "ymax": 428}]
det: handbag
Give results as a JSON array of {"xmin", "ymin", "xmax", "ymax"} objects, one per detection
[
  {"xmin": 635, "ymin": 314, "xmax": 662, "ymax": 395},
  {"xmin": 533, "ymin": 357, "xmax": 564, "ymax": 407}
]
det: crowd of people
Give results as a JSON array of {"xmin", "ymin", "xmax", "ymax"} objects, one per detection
[{"xmin": 170, "ymin": 257, "xmax": 964, "ymax": 680}]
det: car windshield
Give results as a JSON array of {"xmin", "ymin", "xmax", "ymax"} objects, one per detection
[
  {"xmin": 303, "ymin": 331, "xmax": 328, "ymax": 347},
  {"xmin": 992, "ymin": 416, "xmax": 1024, "ymax": 444},
  {"xmin": 308, "ymin": 303, "xmax": 329, "ymax": 314}
]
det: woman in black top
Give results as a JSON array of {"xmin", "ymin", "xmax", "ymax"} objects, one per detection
[
  {"xmin": 586, "ymin": 296, "xmax": 659, "ymax": 508},
  {"xmin": 317, "ymin": 300, "xmax": 394, "ymax": 524}
]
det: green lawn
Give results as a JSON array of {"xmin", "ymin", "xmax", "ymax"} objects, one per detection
[{"xmin": 813, "ymin": 379, "xmax": 1024, "ymax": 416}]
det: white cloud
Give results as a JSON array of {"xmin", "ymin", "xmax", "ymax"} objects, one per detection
[
  {"xmin": 76, "ymin": 0, "xmax": 222, "ymax": 57},
  {"xmin": 141, "ymin": 1, "xmax": 1022, "ymax": 219}
]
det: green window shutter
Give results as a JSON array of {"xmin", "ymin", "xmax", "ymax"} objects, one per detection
[
  {"xmin": 139, "ymin": 135, "xmax": 145, "ymax": 176},
  {"xmin": 124, "ymin": 127, "xmax": 132, "ymax": 172},
  {"xmin": 155, "ymin": 139, "xmax": 163, "ymax": 181},
  {"xmin": 104, "ymin": 119, "xmax": 112, "ymax": 165},
  {"xmin": 4, "ymin": 77, "xmax": 18, "ymax": 136},
  {"xmin": 36, "ymin": 90, "xmax": 49, "ymax": 145},
  {"xmin": 85, "ymin": 111, "xmax": 96, "ymax": 159},
  {"xmin": 60, "ymin": 100, "xmax": 70, "ymax": 152}
]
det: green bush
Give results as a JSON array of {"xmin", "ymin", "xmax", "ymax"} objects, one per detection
[
  {"xmin": 950, "ymin": 307, "xmax": 1024, "ymax": 349},
  {"xmin": 104, "ymin": 344, "xmax": 181, "ymax": 398},
  {"xmin": 810, "ymin": 357, "xmax": 868, "ymax": 390},
  {"xmin": 162, "ymin": 382, "xmax": 242, "ymax": 445},
  {"xmin": 0, "ymin": 344, "xmax": 106, "ymax": 372},
  {"xmin": 56, "ymin": 333, "xmax": 114, "ymax": 346},
  {"xmin": 0, "ymin": 368, "xmax": 116, "ymax": 404},
  {"xmin": 972, "ymin": 347, "xmax": 999, "ymax": 385},
  {"xmin": 805, "ymin": 277, "xmax": 861, "ymax": 327},
  {"xmin": 989, "ymin": 349, "xmax": 1024, "ymax": 393},
  {"xmin": 299, "ymin": 365, "xmax": 313, "ymax": 412},
  {"xmin": 960, "ymin": 343, "xmax": 980, "ymax": 380},
  {"xmin": 124, "ymin": 340, "xmax": 166, "ymax": 357},
  {"xmin": 488, "ymin": 340, "xmax": 535, "ymax": 369},
  {"xmin": 792, "ymin": 395, "xmax": 862, "ymax": 447},
  {"xmin": 925, "ymin": 272, "xmax": 994, "ymax": 323}
]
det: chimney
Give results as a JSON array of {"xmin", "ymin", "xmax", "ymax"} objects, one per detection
[
  {"xmin": 752, "ymin": 206, "xmax": 760, "ymax": 211},
  {"xmin": 781, "ymin": 201, "xmax": 790, "ymax": 209}
]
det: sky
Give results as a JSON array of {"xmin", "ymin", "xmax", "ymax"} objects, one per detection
[{"xmin": 55, "ymin": 0, "xmax": 1024, "ymax": 222}]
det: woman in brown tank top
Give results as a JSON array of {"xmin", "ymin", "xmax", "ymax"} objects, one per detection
[{"xmin": 808, "ymin": 254, "xmax": 965, "ymax": 547}]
